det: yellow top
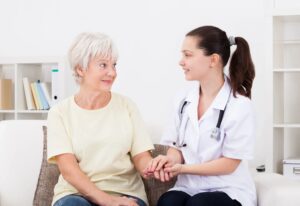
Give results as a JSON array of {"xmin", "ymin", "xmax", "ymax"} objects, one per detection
[{"xmin": 47, "ymin": 93, "xmax": 154, "ymax": 205}]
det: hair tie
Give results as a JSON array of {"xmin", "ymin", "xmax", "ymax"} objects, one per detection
[{"xmin": 228, "ymin": 36, "xmax": 236, "ymax": 46}]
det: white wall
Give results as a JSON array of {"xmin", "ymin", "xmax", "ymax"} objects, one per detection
[{"xmin": 0, "ymin": 0, "xmax": 271, "ymax": 167}]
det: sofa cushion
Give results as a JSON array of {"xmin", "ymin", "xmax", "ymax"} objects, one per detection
[
  {"xmin": 33, "ymin": 126, "xmax": 59, "ymax": 206},
  {"xmin": 33, "ymin": 126, "xmax": 175, "ymax": 206}
]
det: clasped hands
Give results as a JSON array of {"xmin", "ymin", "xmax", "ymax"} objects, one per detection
[{"xmin": 143, "ymin": 155, "xmax": 182, "ymax": 182}]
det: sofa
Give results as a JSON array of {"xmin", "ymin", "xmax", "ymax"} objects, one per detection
[{"xmin": 0, "ymin": 120, "xmax": 300, "ymax": 206}]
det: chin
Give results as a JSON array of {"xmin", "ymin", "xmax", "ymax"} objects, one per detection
[{"xmin": 184, "ymin": 75, "xmax": 194, "ymax": 81}]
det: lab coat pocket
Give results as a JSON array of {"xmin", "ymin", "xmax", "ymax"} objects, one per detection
[{"xmin": 199, "ymin": 128, "xmax": 225, "ymax": 162}]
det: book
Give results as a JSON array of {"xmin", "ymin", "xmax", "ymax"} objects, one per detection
[
  {"xmin": 30, "ymin": 82, "xmax": 41, "ymax": 110},
  {"xmin": 22, "ymin": 77, "xmax": 36, "ymax": 110},
  {"xmin": 0, "ymin": 79, "xmax": 13, "ymax": 110},
  {"xmin": 40, "ymin": 82, "xmax": 51, "ymax": 107},
  {"xmin": 36, "ymin": 80, "xmax": 50, "ymax": 110}
]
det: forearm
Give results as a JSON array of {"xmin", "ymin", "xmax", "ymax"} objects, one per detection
[
  {"xmin": 56, "ymin": 154, "xmax": 110, "ymax": 205},
  {"xmin": 133, "ymin": 151, "xmax": 153, "ymax": 175},
  {"xmin": 180, "ymin": 157, "xmax": 241, "ymax": 176}
]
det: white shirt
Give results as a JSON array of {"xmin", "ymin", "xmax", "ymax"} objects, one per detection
[{"xmin": 161, "ymin": 76, "xmax": 257, "ymax": 206}]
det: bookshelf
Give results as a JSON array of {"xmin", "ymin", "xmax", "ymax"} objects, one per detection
[
  {"xmin": 0, "ymin": 57, "xmax": 65, "ymax": 120},
  {"xmin": 269, "ymin": 11, "xmax": 300, "ymax": 173}
]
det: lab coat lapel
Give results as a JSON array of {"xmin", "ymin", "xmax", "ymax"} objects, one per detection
[{"xmin": 186, "ymin": 86, "xmax": 200, "ymax": 135}]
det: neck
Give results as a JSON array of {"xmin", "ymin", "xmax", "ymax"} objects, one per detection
[
  {"xmin": 199, "ymin": 74, "xmax": 224, "ymax": 98},
  {"xmin": 75, "ymin": 87, "xmax": 111, "ymax": 110}
]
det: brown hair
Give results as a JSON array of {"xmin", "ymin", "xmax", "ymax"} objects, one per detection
[{"xmin": 186, "ymin": 26, "xmax": 255, "ymax": 98}]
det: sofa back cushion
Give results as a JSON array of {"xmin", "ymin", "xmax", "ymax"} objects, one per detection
[
  {"xmin": 0, "ymin": 120, "xmax": 46, "ymax": 206},
  {"xmin": 34, "ymin": 126, "xmax": 175, "ymax": 206}
]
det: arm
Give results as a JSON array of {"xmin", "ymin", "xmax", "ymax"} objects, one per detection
[
  {"xmin": 56, "ymin": 153, "xmax": 138, "ymax": 206},
  {"xmin": 164, "ymin": 157, "xmax": 241, "ymax": 176},
  {"xmin": 132, "ymin": 151, "xmax": 152, "ymax": 178}
]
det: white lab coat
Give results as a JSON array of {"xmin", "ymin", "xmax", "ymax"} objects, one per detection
[{"xmin": 160, "ymin": 76, "xmax": 257, "ymax": 206}]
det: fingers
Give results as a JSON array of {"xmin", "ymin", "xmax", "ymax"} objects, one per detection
[
  {"xmin": 150, "ymin": 155, "xmax": 169, "ymax": 172},
  {"xmin": 154, "ymin": 170, "xmax": 160, "ymax": 179},
  {"xmin": 159, "ymin": 168, "xmax": 165, "ymax": 182},
  {"xmin": 121, "ymin": 196, "xmax": 138, "ymax": 206}
]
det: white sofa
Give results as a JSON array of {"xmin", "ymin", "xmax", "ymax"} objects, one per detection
[{"xmin": 0, "ymin": 120, "xmax": 300, "ymax": 206}]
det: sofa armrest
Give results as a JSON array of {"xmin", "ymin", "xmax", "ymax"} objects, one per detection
[{"xmin": 253, "ymin": 173, "xmax": 300, "ymax": 206}]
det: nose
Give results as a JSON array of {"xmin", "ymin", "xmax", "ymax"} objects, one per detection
[
  {"xmin": 179, "ymin": 58, "xmax": 185, "ymax": 67},
  {"xmin": 107, "ymin": 66, "xmax": 116, "ymax": 77}
]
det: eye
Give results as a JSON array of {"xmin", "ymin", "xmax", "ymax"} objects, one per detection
[
  {"xmin": 113, "ymin": 63, "xmax": 117, "ymax": 69},
  {"xmin": 99, "ymin": 63, "xmax": 106, "ymax": 69}
]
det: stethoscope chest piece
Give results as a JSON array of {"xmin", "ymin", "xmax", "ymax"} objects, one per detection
[{"xmin": 210, "ymin": 127, "xmax": 221, "ymax": 141}]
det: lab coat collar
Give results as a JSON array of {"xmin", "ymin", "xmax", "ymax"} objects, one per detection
[
  {"xmin": 210, "ymin": 75, "xmax": 232, "ymax": 111},
  {"xmin": 184, "ymin": 84, "xmax": 200, "ymax": 134},
  {"xmin": 185, "ymin": 75, "xmax": 231, "ymax": 111},
  {"xmin": 182, "ymin": 75, "xmax": 231, "ymax": 133}
]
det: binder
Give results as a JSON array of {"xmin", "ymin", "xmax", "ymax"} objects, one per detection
[
  {"xmin": 51, "ymin": 67, "xmax": 61, "ymax": 105},
  {"xmin": 0, "ymin": 79, "xmax": 13, "ymax": 110}
]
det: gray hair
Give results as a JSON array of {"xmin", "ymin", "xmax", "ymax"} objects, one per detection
[{"xmin": 68, "ymin": 32, "xmax": 118, "ymax": 83}]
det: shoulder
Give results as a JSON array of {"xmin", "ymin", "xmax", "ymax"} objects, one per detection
[
  {"xmin": 111, "ymin": 92, "xmax": 139, "ymax": 111},
  {"xmin": 48, "ymin": 96, "xmax": 73, "ymax": 115},
  {"xmin": 227, "ymin": 93, "xmax": 254, "ymax": 118}
]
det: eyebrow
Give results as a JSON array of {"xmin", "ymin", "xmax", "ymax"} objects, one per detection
[{"xmin": 182, "ymin": 50, "xmax": 193, "ymax": 53}]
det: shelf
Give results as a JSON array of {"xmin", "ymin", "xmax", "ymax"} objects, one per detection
[
  {"xmin": 274, "ymin": 40, "xmax": 300, "ymax": 44},
  {"xmin": 0, "ymin": 110, "xmax": 15, "ymax": 113},
  {"xmin": 273, "ymin": 9, "xmax": 300, "ymax": 17},
  {"xmin": 273, "ymin": 68, "xmax": 300, "ymax": 72},
  {"xmin": 0, "ymin": 57, "xmax": 65, "ymax": 121},
  {"xmin": 16, "ymin": 110, "xmax": 49, "ymax": 114},
  {"xmin": 273, "ymin": 124, "xmax": 300, "ymax": 128},
  {"xmin": 270, "ymin": 12, "xmax": 300, "ymax": 174}
]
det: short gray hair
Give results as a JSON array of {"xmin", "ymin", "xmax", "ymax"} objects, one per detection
[{"xmin": 68, "ymin": 32, "xmax": 118, "ymax": 83}]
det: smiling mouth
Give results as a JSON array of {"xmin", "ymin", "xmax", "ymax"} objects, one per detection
[{"xmin": 102, "ymin": 80, "xmax": 113, "ymax": 84}]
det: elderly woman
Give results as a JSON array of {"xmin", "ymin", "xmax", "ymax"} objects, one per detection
[{"xmin": 47, "ymin": 33, "xmax": 154, "ymax": 206}]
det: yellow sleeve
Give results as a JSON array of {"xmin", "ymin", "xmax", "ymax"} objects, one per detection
[
  {"xmin": 47, "ymin": 105, "xmax": 73, "ymax": 164},
  {"xmin": 126, "ymin": 98, "xmax": 154, "ymax": 157}
]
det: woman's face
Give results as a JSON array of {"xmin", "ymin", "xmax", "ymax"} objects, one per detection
[
  {"xmin": 78, "ymin": 56, "xmax": 117, "ymax": 92},
  {"xmin": 179, "ymin": 36, "xmax": 212, "ymax": 81}
]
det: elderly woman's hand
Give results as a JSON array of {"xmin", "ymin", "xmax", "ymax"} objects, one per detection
[{"xmin": 102, "ymin": 195, "xmax": 139, "ymax": 206}]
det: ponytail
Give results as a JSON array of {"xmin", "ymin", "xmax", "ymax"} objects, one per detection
[{"xmin": 229, "ymin": 37, "xmax": 255, "ymax": 99}]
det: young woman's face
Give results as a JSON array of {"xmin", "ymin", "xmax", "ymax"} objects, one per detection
[
  {"xmin": 78, "ymin": 56, "xmax": 117, "ymax": 92},
  {"xmin": 179, "ymin": 36, "xmax": 212, "ymax": 81}
]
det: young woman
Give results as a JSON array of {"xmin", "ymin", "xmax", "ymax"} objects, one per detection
[
  {"xmin": 47, "ymin": 33, "xmax": 154, "ymax": 206},
  {"xmin": 145, "ymin": 26, "xmax": 256, "ymax": 206}
]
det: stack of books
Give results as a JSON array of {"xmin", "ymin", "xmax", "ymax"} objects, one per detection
[{"xmin": 22, "ymin": 77, "xmax": 51, "ymax": 110}]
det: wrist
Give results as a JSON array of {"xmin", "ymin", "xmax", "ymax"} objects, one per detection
[{"xmin": 180, "ymin": 164, "xmax": 187, "ymax": 174}]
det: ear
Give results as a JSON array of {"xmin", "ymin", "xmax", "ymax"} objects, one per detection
[
  {"xmin": 210, "ymin": 53, "xmax": 221, "ymax": 68},
  {"xmin": 76, "ymin": 66, "xmax": 85, "ymax": 77}
]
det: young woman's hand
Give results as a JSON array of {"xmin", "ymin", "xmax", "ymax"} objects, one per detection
[{"xmin": 164, "ymin": 163, "xmax": 183, "ymax": 177}]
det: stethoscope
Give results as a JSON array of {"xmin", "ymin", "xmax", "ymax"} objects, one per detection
[{"xmin": 173, "ymin": 90, "xmax": 231, "ymax": 148}]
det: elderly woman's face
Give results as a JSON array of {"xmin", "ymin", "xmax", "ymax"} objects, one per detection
[{"xmin": 79, "ymin": 55, "xmax": 117, "ymax": 91}]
